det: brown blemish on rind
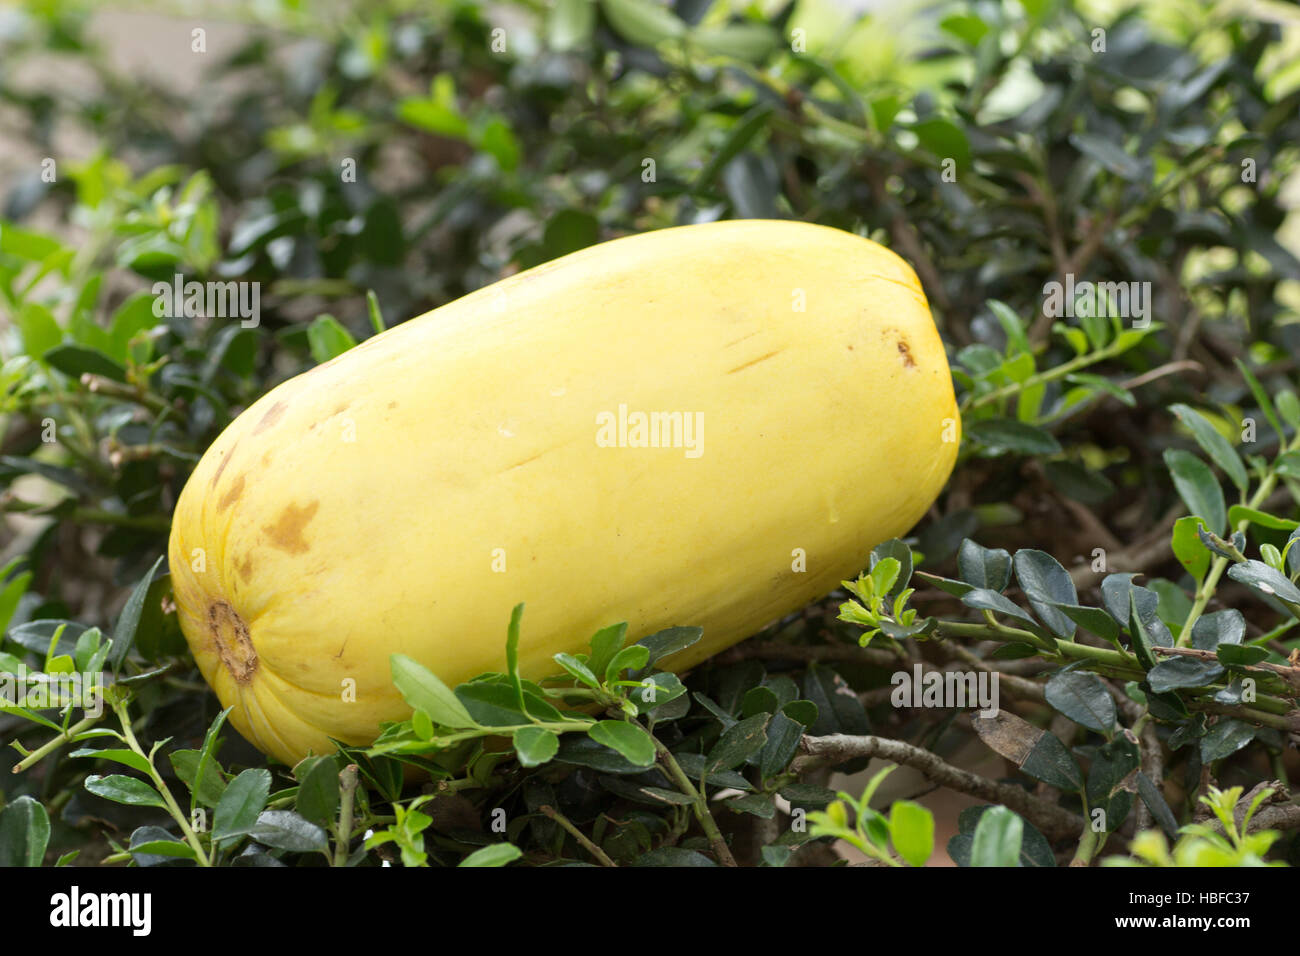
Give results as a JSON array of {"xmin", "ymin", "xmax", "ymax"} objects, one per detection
[
  {"xmin": 882, "ymin": 327, "xmax": 917, "ymax": 369},
  {"xmin": 262, "ymin": 501, "xmax": 320, "ymax": 554},
  {"xmin": 726, "ymin": 350, "xmax": 782, "ymax": 375},
  {"xmin": 506, "ymin": 451, "xmax": 546, "ymax": 471},
  {"xmin": 209, "ymin": 439, "xmax": 239, "ymax": 489},
  {"xmin": 209, "ymin": 601, "xmax": 257, "ymax": 684},
  {"xmin": 253, "ymin": 400, "xmax": 288, "ymax": 435},
  {"xmin": 218, "ymin": 473, "xmax": 246, "ymax": 512},
  {"xmin": 237, "ymin": 555, "xmax": 254, "ymax": 583}
]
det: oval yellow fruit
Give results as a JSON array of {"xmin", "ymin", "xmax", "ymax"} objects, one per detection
[{"xmin": 168, "ymin": 219, "xmax": 960, "ymax": 765}]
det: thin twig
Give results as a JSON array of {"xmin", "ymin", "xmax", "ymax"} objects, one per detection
[
  {"xmin": 796, "ymin": 733, "xmax": 1085, "ymax": 841},
  {"xmin": 539, "ymin": 805, "xmax": 617, "ymax": 867}
]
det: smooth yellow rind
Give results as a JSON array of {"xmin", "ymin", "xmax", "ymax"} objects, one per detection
[{"xmin": 168, "ymin": 219, "xmax": 960, "ymax": 765}]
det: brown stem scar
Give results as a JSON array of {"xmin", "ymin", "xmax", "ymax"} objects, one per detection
[{"xmin": 209, "ymin": 601, "xmax": 257, "ymax": 684}]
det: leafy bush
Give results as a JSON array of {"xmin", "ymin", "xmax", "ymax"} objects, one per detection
[{"xmin": 1, "ymin": 0, "xmax": 1299, "ymax": 868}]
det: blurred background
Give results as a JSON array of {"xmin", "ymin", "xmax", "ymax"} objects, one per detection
[{"xmin": 1, "ymin": 0, "xmax": 1299, "ymax": 865}]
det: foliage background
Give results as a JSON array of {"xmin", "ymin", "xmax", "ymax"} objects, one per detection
[{"xmin": 0, "ymin": 0, "xmax": 1299, "ymax": 867}]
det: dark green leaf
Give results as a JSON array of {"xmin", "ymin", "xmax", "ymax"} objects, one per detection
[
  {"xmin": 1014, "ymin": 550, "xmax": 1078, "ymax": 639},
  {"xmin": 706, "ymin": 713, "xmax": 769, "ymax": 772},
  {"xmin": 1164, "ymin": 449, "xmax": 1227, "ymax": 534},
  {"xmin": 0, "ymin": 796, "xmax": 49, "ymax": 867},
  {"xmin": 957, "ymin": 539, "xmax": 1012, "ymax": 591},
  {"xmin": 1199, "ymin": 719, "xmax": 1257, "ymax": 763},
  {"xmin": 967, "ymin": 418, "xmax": 1062, "ymax": 455},
  {"xmin": 108, "ymin": 555, "xmax": 165, "ymax": 672},
  {"xmin": 249, "ymin": 810, "xmax": 328, "ymax": 853},
  {"xmin": 213, "ymin": 768, "xmax": 271, "ymax": 842},
  {"xmin": 1170, "ymin": 404, "xmax": 1249, "ymax": 492},
  {"xmin": 1044, "ymin": 669, "xmax": 1115, "ymax": 733}
]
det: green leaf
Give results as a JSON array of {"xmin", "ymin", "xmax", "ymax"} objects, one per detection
[
  {"xmin": 1021, "ymin": 730, "xmax": 1085, "ymax": 792},
  {"xmin": 1192, "ymin": 609, "xmax": 1245, "ymax": 650},
  {"xmin": 695, "ymin": 105, "xmax": 774, "ymax": 193},
  {"xmin": 587, "ymin": 623, "xmax": 629, "ymax": 680},
  {"xmin": 455, "ymin": 680, "xmax": 563, "ymax": 727},
  {"xmin": 987, "ymin": 300, "xmax": 1030, "ymax": 356},
  {"xmin": 587, "ymin": 721, "xmax": 656, "ymax": 767},
  {"xmin": 365, "ymin": 289, "xmax": 386, "ymax": 333},
  {"xmin": 306, "ymin": 315, "xmax": 357, "ymax": 363},
  {"xmin": 190, "ymin": 707, "xmax": 231, "ymax": 812},
  {"xmin": 939, "ymin": 12, "xmax": 989, "ymax": 44},
  {"xmin": 293, "ymin": 756, "xmax": 340, "ymax": 825},
  {"xmin": 1014, "ymin": 550, "xmax": 1078, "ymax": 639},
  {"xmin": 1226, "ymin": 560, "xmax": 1300, "ymax": 604},
  {"xmin": 85, "ymin": 774, "xmax": 166, "ymax": 809},
  {"xmin": 911, "ymin": 117, "xmax": 971, "ymax": 169},
  {"xmin": 249, "ymin": 810, "xmax": 328, "ymax": 852},
  {"xmin": 1171, "ymin": 515, "xmax": 1211, "ymax": 584},
  {"xmin": 1164, "ymin": 449, "xmax": 1227, "ymax": 534},
  {"xmin": 556, "ymin": 735, "xmax": 659, "ymax": 775},
  {"xmin": 1227, "ymin": 506, "xmax": 1298, "ymax": 531},
  {"xmin": 949, "ymin": 806, "xmax": 1054, "ymax": 867},
  {"xmin": 549, "ymin": 0, "xmax": 596, "ymax": 50},
  {"xmin": 870, "ymin": 538, "xmax": 914, "ymax": 597},
  {"xmin": 1234, "ymin": 359, "xmax": 1287, "ymax": 446},
  {"xmin": 1170, "ymin": 404, "xmax": 1249, "ymax": 492},
  {"xmin": 1278, "ymin": 390, "xmax": 1300, "ymax": 432},
  {"xmin": 889, "ymin": 800, "xmax": 934, "ymax": 867},
  {"xmin": 0, "ymin": 796, "xmax": 50, "ymax": 866},
  {"xmin": 706, "ymin": 713, "xmax": 769, "ymax": 772},
  {"xmin": 967, "ymin": 418, "xmax": 1062, "ymax": 455},
  {"xmin": 802, "ymin": 663, "xmax": 870, "ymax": 738},
  {"xmin": 553, "ymin": 652, "xmax": 601, "ymax": 688},
  {"xmin": 504, "ymin": 602, "xmax": 527, "ymax": 714},
  {"xmin": 129, "ymin": 838, "xmax": 198, "ymax": 862},
  {"xmin": 969, "ymin": 806, "xmax": 1023, "ymax": 866},
  {"xmin": 44, "ymin": 344, "xmax": 128, "ymax": 382},
  {"xmin": 1199, "ymin": 719, "xmax": 1257, "ymax": 763},
  {"xmin": 1148, "ymin": 657, "xmax": 1223, "ymax": 693},
  {"xmin": 108, "ymin": 555, "xmax": 165, "ymax": 673},
  {"xmin": 512, "ymin": 726, "xmax": 560, "ymax": 767},
  {"xmin": 758, "ymin": 711, "xmax": 804, "ymax": 780},
  {"xmin": 1136, "ymin": 771, "xmax": 1180, "ymax": 839},
  {"xmin": 213, "ymin": 768, "xmax": 272, "ymax": 842},
  {"xmin": 692, "ymin": 23, "xmax": 777, "ymax": 62},
  {"xmin": 1052, "ymin": 604, "xmax": 1121, "ymax": 643},
  {"xmin": 633, "ymin": 626, "xmax": 702, "ymax": 671},
  {"xmin": 600, "ymin": 0, "xmax": 685, "ymax": 46},
  {"xmin": 16, "ymin": 302, "xmax": 62, "ymax": 359},
  {"xmin": 961, "ymin": 588, "xmax": 1041, "ymax": 630},
  {"xmin": 391, "ymin": 654, "xmax": 477, "ymax": 728},
  {"xmin": 1044, "ymin": 669, "xmax": 1116, "ymax": 734},
  {"xmin": 1128, "ymin": 590, "xmax": 1169, "ymax": 671},
  {"xmin": 1275, "ymin": 450, "xmax": 1300, "ymax": 478},
  {"xmin": 1215, "ymin": 644, "xmax": 1269, "ymax": 667},
  {"xmin": 459, "ymin": 843, "xmax": 522, "ymax": 867},
  {"xmin": 1069, "ymin": 132, "xmax": 1144, "ymax": 180},
  {"xmin": 68, "ymin": 747, "xmax": 153, "ymax": 776},
  {"xmin": 604, "ymin": 643, "xmax": 650, "ymax": 683}
]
